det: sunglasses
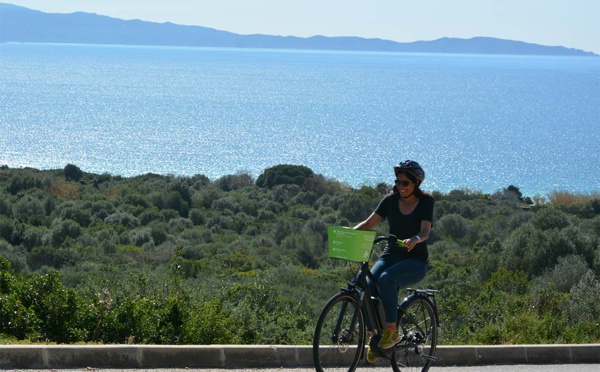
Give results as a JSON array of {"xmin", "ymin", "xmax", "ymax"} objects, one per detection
[{"xmin": 395, "ymin": 179, "xmax": 412, "ymax": 187}]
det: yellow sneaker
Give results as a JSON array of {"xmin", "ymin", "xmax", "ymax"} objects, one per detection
[
  {"xmin": 366, "ymin": 345, "xmax": 378, "ymax": 364},
  {"xmin": 378, "ymin": 327, "xmax": 399, "ymax": 349}
]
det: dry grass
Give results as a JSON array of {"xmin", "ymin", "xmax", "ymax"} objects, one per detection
[
  {"xmin": 46, "ymin": 176, "xmax": 80, "ymax": 200},
  {"xmin": 548, "ymin": 190, "xmax": 600, "ymax": 205}
]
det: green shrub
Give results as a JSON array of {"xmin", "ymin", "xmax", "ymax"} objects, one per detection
[
  {"xmin": 49, "ymin": 219, "xmax": 82, "ymax": 247},
  {"xmin": 64, "ymin": 164, "xmax": 83, "ymax": 182},
  {"xmin": 531, "ymin": 207, "xmax": 570, "ymax": 230},
  {"xmin": 436, "ymin": 213, "xmax": 471, "ymax": 241},
  {"xmin": 256, "ymin": 164, "xmax": 314, "ymax": 188}
]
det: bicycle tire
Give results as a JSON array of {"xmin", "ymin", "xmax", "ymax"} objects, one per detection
[
  {"xmin": 313, "ymin": 292, "xmax": 365, "ymax": 372},
  {"xmin": 391, "ymin": 297, "xmax": 438, "ymax": 372}
]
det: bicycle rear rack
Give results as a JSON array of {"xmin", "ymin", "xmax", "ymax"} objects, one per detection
[{"xmin": 406, "ymin": 288, "xmax": 439, "ymax": 297}]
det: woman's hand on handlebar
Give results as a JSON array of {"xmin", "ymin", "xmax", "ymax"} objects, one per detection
[
  {"xmin": 377, "ymin": 234, "xmax": 417, "ymax": 252},
  {"xmin": 401, "ymin": 237, "xmax": 419, "ymax": 252}
]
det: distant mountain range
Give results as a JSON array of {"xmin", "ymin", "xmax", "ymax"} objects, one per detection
[{"xmin": 0, "ymin": 3, "xmax": 597, "ymax": 56}]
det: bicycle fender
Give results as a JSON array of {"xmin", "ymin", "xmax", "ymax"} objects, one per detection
[
  {"xmin": 398, "ymin": 293, "xmax": 419, "ymax": 311},
  {"xmin": 398, "ymin": 293, "xmax": 440, "ymax": 327}
]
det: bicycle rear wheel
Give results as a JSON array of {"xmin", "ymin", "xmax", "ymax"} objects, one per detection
[
  {"xmin": 391, "ymin": 297, "xmax": 437, "ymax": 372},
  {"xmin": 313, "ymin": 293, "xmax": 365, "ymax": 372}
]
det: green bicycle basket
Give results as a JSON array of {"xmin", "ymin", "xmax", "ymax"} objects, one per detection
[{"xmin": 327, "ymin": 226, "xmax": 376, "ymax": 262}]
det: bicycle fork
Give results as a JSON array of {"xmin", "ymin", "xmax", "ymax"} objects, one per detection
[{"xmin": 331, "ymin": 291, "xmax": 364, "ymax": 345}]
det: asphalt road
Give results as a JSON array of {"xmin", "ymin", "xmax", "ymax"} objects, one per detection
[{"xmin": 4, "ymin": 365, "xmax": 598, "ymax": 372}]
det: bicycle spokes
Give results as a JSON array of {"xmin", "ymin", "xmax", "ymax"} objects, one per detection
[
  {"xmin": 392, "ymin": 298, "xmax": 438, "ymax": 372},
  {"xmin": 313, "ymin": 293, "xmax": 365, "ymax": 372}
]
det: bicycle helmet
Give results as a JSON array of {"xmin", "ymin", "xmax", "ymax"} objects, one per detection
[{"xmin": 394, "ymin": 160, "xmax": 425, "ymax": 184}]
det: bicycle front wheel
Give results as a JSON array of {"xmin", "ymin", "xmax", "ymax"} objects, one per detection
[
  {"xmin": 391, "ymin": 297, "xmax": 438, "ymax": 372},
  {"xmin": 313, "ymin": 292, "xmax": 365, "ymax": 372}
]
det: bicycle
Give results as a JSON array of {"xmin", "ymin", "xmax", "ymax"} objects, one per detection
[{"xmin": 313, "ymin": 233, "xmax": 440, "ymax": 372}]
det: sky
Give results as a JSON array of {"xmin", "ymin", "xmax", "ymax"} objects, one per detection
[{"xmin": 4, "ymin": 0, "xmax": 600, "ymax": 54}]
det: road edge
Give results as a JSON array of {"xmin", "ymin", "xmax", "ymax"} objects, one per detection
[{"xmin": 1, "ymin": 344, "xmax": 599, "ymax": 368}]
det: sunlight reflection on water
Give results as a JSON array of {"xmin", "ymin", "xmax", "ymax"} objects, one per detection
[{"xmin": 1, "ymin": 44, "xmax": 598, "ymax": 196}]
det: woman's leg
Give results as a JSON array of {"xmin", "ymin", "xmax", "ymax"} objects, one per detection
[
  {"xmin": 377, "ymin": 259, "xmax": 428, "ymax": 325},
  {"xmin": 365, "ymin": 258, "xmax": 397, "ymax": 361}
]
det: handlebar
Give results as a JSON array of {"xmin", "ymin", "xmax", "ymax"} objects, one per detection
[
  {"xmin": 373, "ymin": 234, "xmax": 414, "ymax": 255},
  {"xmin": 374, "ymin": 234, "xmax": 402, "ymax": 245},
  {"xmin": 374, "ymin": 236, "xmax": 388, "ymax": 244}
]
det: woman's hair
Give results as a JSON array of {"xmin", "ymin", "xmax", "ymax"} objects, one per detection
[{"xmin": 394, "ymin": 170, "xmax": 430, "ymax": 198}]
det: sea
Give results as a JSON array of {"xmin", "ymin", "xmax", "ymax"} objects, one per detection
[{"xmin": 1, "ymin": 43, "xmax": 599, "ymax": 197}]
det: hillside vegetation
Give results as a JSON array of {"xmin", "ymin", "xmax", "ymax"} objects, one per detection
[{"xmin": 1, "ymin": 164, "xmax": 599, "ymax": 345}]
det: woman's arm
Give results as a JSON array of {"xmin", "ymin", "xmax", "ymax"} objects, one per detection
[
  {"xmin": 403, "ymin": 220, "xmax": 432, "ymax": 252},
  {"xmin": 353, "ymin": 212, "xmax": 382, "ymax": 231}
]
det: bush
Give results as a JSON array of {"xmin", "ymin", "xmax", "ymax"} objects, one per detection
[
  {"xmin": 280, "ymin": 232, "xmax": 325, "ymax": 268},
  {"xmin": 338, "ymin": 193, "xmax": 373, "ymax": 223},
  {"xmin": 256, "ymin": 164, "xmax": 314, "ymax": 188},
  {"xmin": 211, "ymin": 197, "xmax": 241, "ymax": 215},
  {"xmin": 149, "ymin": 223, "xmax": 169, "ymax": 245},
  {"xmin": 536, "ymin": 255, "xmax": 589, "ymax": 293},
  {"xmin": 569, "ymin": 271, "xmax": 600, "ymax": 323},
  {"xmin": 139, "ymin": 208, "xmax": 163, "ymax": 225},
  {"xmin": 55, "ymin": 202, "xmax": 92, "ymax": 227},
  {"xmin": 0, "ymin": 255, "xmax": 12, "ymax": 272},
  {"xmin": 6, "ymin": 172, "xmax": 42, "ymax": 195},
  {"xmin": 0, "ymin": 217, "xmax": 13, "ymax": 242},
  {"xmin": 215, "ymin": 172, "xmax": 254, "ymax": 191},
  {"xmin": 49, "ymin": 219, "xmax": 82, "ymax": 247},
  {"xmin": 531, "ymin": 207, "xmax": 570, "ymax": 230},
  {"xmin": 436, "ymin": 213, "xmax": 471, "ymax": 241},
  {"xmin": 129, "ymin": 228, "xmax": 153, "ymax": 247},
  {"xmin": 104, "ymin": 212, "xmax": 140, "ymax": 228},
  {"xmin": 64, "ymin": 164, "xmax": 83, "ymax": 182},
  {"xmin": 501, "ymin": 224, "xmax": 574, "ymax": 278},
  {"xmin": 224, "ymin": 279, "xmax": 311, "ymax": 344},
  {"xmin": 189, "ymin": 209, "xmax": 205, "ymax": 226},
  {"xmin": 184, "ymin": 297, "xmax": 239, "ymax": 344},
  {"xmin": 0, "ymin": 198, "xmax": 11, "ymax": 217},
  {"xmin": 19, "ymin": 271, "xmax": 92, "ymax": 342},
  {"xmin": 12, "ymin": 196, "xmax": 45, "ymax": 225},
  {"xmin": 303, "ymin": 217, "xmax": 327, "ymax": 239}
]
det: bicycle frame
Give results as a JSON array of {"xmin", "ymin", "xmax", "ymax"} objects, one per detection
[{"xmin": 336, "ymin": 236, "xmax": 391, "ymax": 342}]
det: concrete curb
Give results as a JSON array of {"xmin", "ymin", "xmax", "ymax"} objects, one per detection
[{"xmin": 1, "ymin": 344, "xmax": 599, "ymax": 368}]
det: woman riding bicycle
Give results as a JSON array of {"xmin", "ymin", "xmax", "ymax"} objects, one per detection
[{"xmin": 353, "ymin": 160, "xmax": 434, "ymax": 363}]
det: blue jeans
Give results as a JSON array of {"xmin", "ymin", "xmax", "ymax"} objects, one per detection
[{"xmin": 365, "ymin": 257, "xmax": 428, "ymax": 330}]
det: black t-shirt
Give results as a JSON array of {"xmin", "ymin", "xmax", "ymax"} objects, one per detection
[{"xmin": 374, "ymin": 193, "xmax": 435, "ymax": 262}]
